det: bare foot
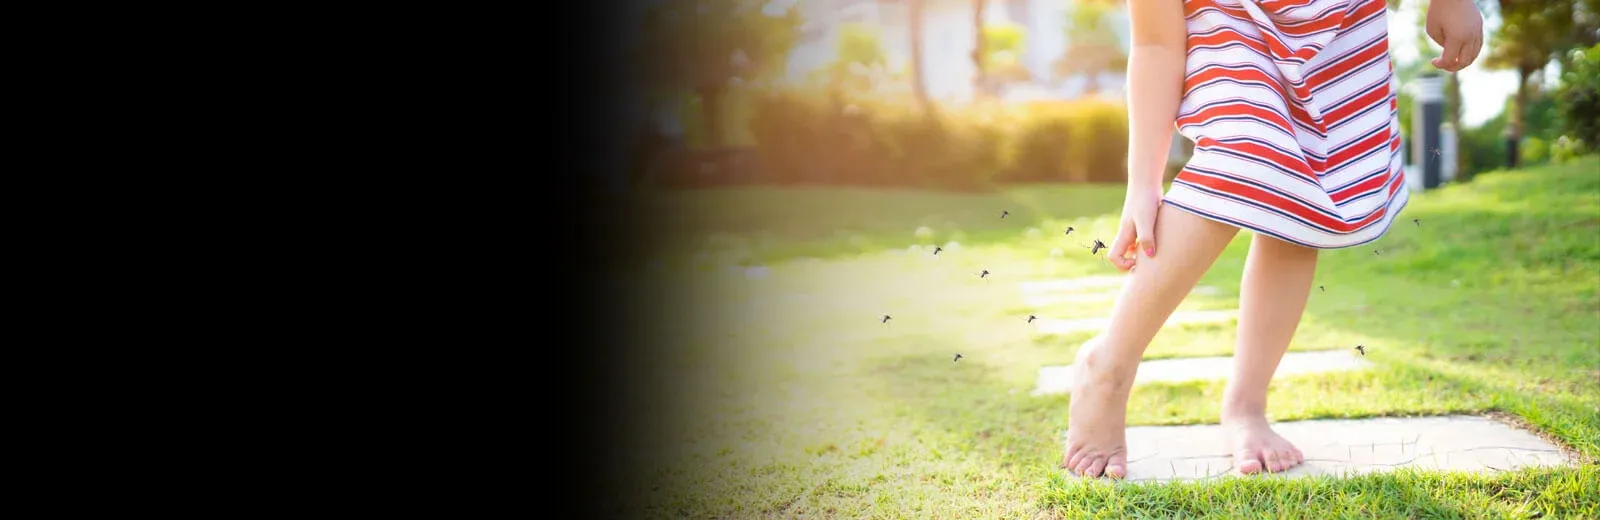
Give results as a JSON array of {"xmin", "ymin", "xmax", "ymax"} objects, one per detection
[
  {"xmin": 1221, "ymin": 414, "xmax": 1304, "ymax": 474},
  {"xmin": 1061, "ymin": 337, "xmax": 1132, "ymax": 479}
]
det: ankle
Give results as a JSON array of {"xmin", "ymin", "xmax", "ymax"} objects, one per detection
[
  {"xmin": 1077, "ymin": 337, "xmax": 1138, "ymax": 389},
  {"xmin": 1220, "ymin": 395, "xmax": 1268, "ymax": 420}
]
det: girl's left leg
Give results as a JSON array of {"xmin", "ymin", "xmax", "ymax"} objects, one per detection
[{"xmin": 1223, "ymin": 233, "xmax": 1317, "ymax": 474}]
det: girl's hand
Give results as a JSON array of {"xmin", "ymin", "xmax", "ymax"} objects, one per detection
[
  {"xmin": 1427, "ymin": 0, "xmax": 1483, "ymax": 72},
  {"xmin": 1109, "ymin": 185, "xmax": 1161, "ymax": 272}
]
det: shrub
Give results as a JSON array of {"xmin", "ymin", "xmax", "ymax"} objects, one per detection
[
  {"xmin": 1073, "ymin": 102, "xmax": 1130, "ymax": 183},
  {"xmin": 745, "ymin": 90, "xmax": 1131, "ymax": 190},
  {"xmin": 999, "ymin": 100, "xmax": 1131, "ymax": 183},
  {"xmin": 1520, "ymin": 136, "xmax": 1549, "ymax": 166},
  {"xmin": 1557, "ymin": 43, "xmax": 1600, "ymax": 152},
  {"xmin": 1551, "ymin": 135, "xmax": 1586, "ymax": 164},
  {"xmin": 1002, "ymin": 102, "xmax": 1076, "ymax": 182}
]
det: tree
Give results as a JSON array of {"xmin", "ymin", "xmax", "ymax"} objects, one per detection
[
  {"xmin": 972, "ymin": 0, "xmax": 987, "ymax": 99},
  {"xmin": 639, "ymin": 0, "xmax": 802, "ymax": 148},
  {"xmin": 1557, "ymin": 43, "xmax": 1600, "ymax": 152},
  {"xmin": 908, "ymin": 0, "xmax": 931, "ymax": 110},
  {"xmin": 827, "ymin": 24, "xmax": 890, "ymax": 94},
  {"xmin": 1055, "ymin": 0, "xmax": 1126, "ymax": 96},
  {"xmin": 1484, "ymin": 0, "xmax": 1576, "ymax": 168},
  {"xmin": 981, "ymin": 23, "xmax": 1031, "ymax": 94}
]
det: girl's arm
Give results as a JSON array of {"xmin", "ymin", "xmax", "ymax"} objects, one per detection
[
  {"xmin": 1125, "ymin": 0, "xmax": 1187, "ymax": 194},
  {"xmin": 1109, "ymin": 0, "xmax": 1188, "ymax": 269}
]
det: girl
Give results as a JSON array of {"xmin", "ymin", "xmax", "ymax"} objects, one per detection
[{"xmin": 1062, "ymin": 0, "xmax": 1483, "ymax": 479}]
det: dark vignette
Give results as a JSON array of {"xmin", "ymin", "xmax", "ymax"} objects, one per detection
[{"xmin": 564, "ymin": 1, "xmax": 675, "ymax": 518}]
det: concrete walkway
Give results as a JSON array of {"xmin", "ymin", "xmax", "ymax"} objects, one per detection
[
  {"xmin": 1032, "ymin": 349, "xmax": 1372, "ymax": 395},
  {"xmin": 1065, "ymin": 415, "xmax": 1575, "ymax": 481}
]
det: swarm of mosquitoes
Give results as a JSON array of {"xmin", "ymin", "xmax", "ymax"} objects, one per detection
[{"xmin": 878, "ymin": 209, "xmax": 1419, "ymax": 362}]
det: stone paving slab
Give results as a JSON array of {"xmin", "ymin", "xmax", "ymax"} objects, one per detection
[
  {"xmin": 1032, "ymin": 349, "xmax": 1372, "ymax": 395},
  {"xmin": 1018, "ymin": 276, "xmax": 1127, "ymax": 294},
  {"xmin": 1033, "ymin": 309, "xmax": 1238, "ymax": 335},
  {"xmin": 1062, "ymin": 415, "xmax": 1575, "ymax": 481}
]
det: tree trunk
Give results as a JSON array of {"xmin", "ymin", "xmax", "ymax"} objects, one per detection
[
  {"xmin": 1507, "ymin": 67, "xmax": 1530, "ymax": 169},
  {"xmin": 698, "ymin": 84, "xmax": 725, "ymax": 149},
  {"xmin": 973, "ymin": 0, "xmax": 987, "ymax": 99},
  {"xmin": 909, "ymin": 0, "xmax": 931, "ymax": 111}
]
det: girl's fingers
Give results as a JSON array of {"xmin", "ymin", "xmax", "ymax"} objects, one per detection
[
  {"xmin": 1108, "ymin": 223, "xmax": 1136, "ymax": 271},
  {"xmin": 1462, "ymin": 34, "xmax": 1481, "ymax": 68}
]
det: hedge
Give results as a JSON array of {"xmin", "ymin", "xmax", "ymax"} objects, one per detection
[{"xmin": 744, "ymin": 90, "xmax": 1131, "ymax": 191}]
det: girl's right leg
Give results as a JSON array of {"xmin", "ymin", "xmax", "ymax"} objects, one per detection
[{"xmin": 1063, "ymin": 203, "xmax": 1239, "ymax": 478}]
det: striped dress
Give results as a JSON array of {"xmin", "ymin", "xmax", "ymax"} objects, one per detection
[{"xmin": 1164, "ymin": 0, "xmax": 1407, "ymax": 249}]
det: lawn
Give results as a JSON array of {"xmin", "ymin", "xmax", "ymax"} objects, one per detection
[{"xmin": 604, "ymin": 156, "xmax": 1600, "ymax": 519}]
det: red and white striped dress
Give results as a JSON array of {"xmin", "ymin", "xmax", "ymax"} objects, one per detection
[{"xmin": 1164, "ymin": 0, "xmax": 1407, "ymax": 249}]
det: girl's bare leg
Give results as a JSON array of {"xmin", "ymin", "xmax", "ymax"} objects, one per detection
[
  {"xmin": 1062, "ymin": 206, "xmax": 1238, "ymax": 478},
  {"xmin": 1222, "ymin": 233, "xmax": 1316, "ymax": 473}
]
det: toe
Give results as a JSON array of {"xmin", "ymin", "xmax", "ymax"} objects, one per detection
[
  {"xmin": 1073, "ymin": 454, "xmax": 1098, "ymax": 476},
  {"xmin": 1062, "ymin": 445, "xmax": 1082, "ymax": 468},
  {"xmin": 1283, "ymin": 448, "xmax": 1303, "ymax": 468},
  {"xmin": 1236, "ymin": 450, "xmax": 1263, "ymax": 474},
  {"xmin": 1105, "ymin": 453, "xmax": 1128, "ymax": 479},
  {"xmin": 1066, "ymin": 450, "xmax": 1088, "ymax": 471},
  {"xmin": 1264, "ymin": 450, "xmax": 1283, "ymax": 473},
  {"xmin": 1084, "ymin": 456, "xmax": 1108, "ymax": 478}
]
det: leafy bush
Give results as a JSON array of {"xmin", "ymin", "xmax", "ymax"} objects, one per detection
[
  {"xmin": 1073, "ymin": 102, "xmax": 1130, "ymax": 183},
  {"xmin": 1520, "ymin": 136, "xmax": 1549, "ymax": 165},
  {"xmin": 1550, "ymin": 135, "xmax": 1587, "ymax": 164},
  {"xmin": 1002, "ymin": 102, "xmax": 1076, "ymax": 182},
  {"xmin": 745, "ymin": 91, "xmax": 1129, "ymax": 190},
  {"xmin": 1556, "ymin": 43, "xmax": 1600, "ymax": 152}
]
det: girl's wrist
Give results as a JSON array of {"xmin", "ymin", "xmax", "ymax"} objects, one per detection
[{"xmin": 1127, "ymin": 170, "xmax": 1165, "ymax": 193}]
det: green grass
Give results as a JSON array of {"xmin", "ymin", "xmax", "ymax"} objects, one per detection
[{"xmin": 608, "ymin": 157, "xmax": 1600, "ymax": 519}]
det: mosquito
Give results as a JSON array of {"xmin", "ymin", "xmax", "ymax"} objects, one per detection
[
  {"xmin": 882, "ymin": 315, "xmax": 892, "ymax": 324},
  {"xmin": 1064, "ymin": 227, "xmax": 1075, "ymax": 236},
  {"xmin": 953, "ymin": 353, "xmax": 964, "ymax": 362},
  {"xmin": 1001, "ymin": 210, "xmax": 1009, "ymax": 219},
  {"xmin": 1027, "ymin": 315, "xmax": 1037, "ymax": 323},
  {"xmin": 980, "ymin": 270, "xmax": 990, "ymax": 279},
  {"xmin": 1413, "ymin": 218, "xmax": 1420, "ymax": 227},
  {"xmin": 1355, "ymin": 345, "xmax": 1367, "ymax": 356},
  {"xmin": 933, "ymin": 246, "xmax": 943, "ymax": 255},
  {"xmin": 1319, "ymin": 285, "xmax": 1326, "ymax": 292},
  {"xmin": 1084, "ymin": 239, "xmax": 1107, "ymax": 255}
]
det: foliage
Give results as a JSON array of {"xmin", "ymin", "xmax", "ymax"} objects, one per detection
[
  {"xmin": 638, "ymin": 0, "xmax": 803, "ymax": 147},
  {"xmin": 826, "ymin": 23, "xmax": 891, "ymax": 94},
  {"xmin": 1055, "ymin": 0, "xmax": 1126, "ymax": 93},
  {"xmin": 1520, "ymin": 135, "xmax": 1549, "ymax": 165},
  {"xmin": 1458, "ymin": 108, "xmax": 1509, "ymax": 179},
  {"xmin": 1556, "ymin": 43, "xmax": 1600, "ymax": 151},
  {"xmin": 1550, "ymin": 135, "xmax": 1588, "ymax": 163},
  {"xmin": 746, "ymin": 91, "xmax": 1131, "ymax": 190},
  {"xmin": 638, "ymin": 0, "xmax": 802, "ymax": 92},
  {"xmin": 1484, "ymin": 1, "xmax": 1577, "ymax": 76},
  {"xmin": 982, "ymin": 23, "xmax": 1031, "ymax": 84}
]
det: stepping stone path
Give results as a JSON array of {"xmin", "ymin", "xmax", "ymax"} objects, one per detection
[
  {"xmin": 1033, "ymin": 309, "xmax": 1238, "ymax": 335},
  {"xmin": 1027, "ymin": 282, "xmax": 1577, "ymax": 481},
  {"xmin": 1032, "ymin": 349, "xmax": 1372, "ymax": 395},
  {"xmin": 1018, "ymin": 276, "xmax": 1225, "ymax": 313},
  {"xmin": 1063, "ymin": 415, "xmax": 1575, "ymax": 481}
]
